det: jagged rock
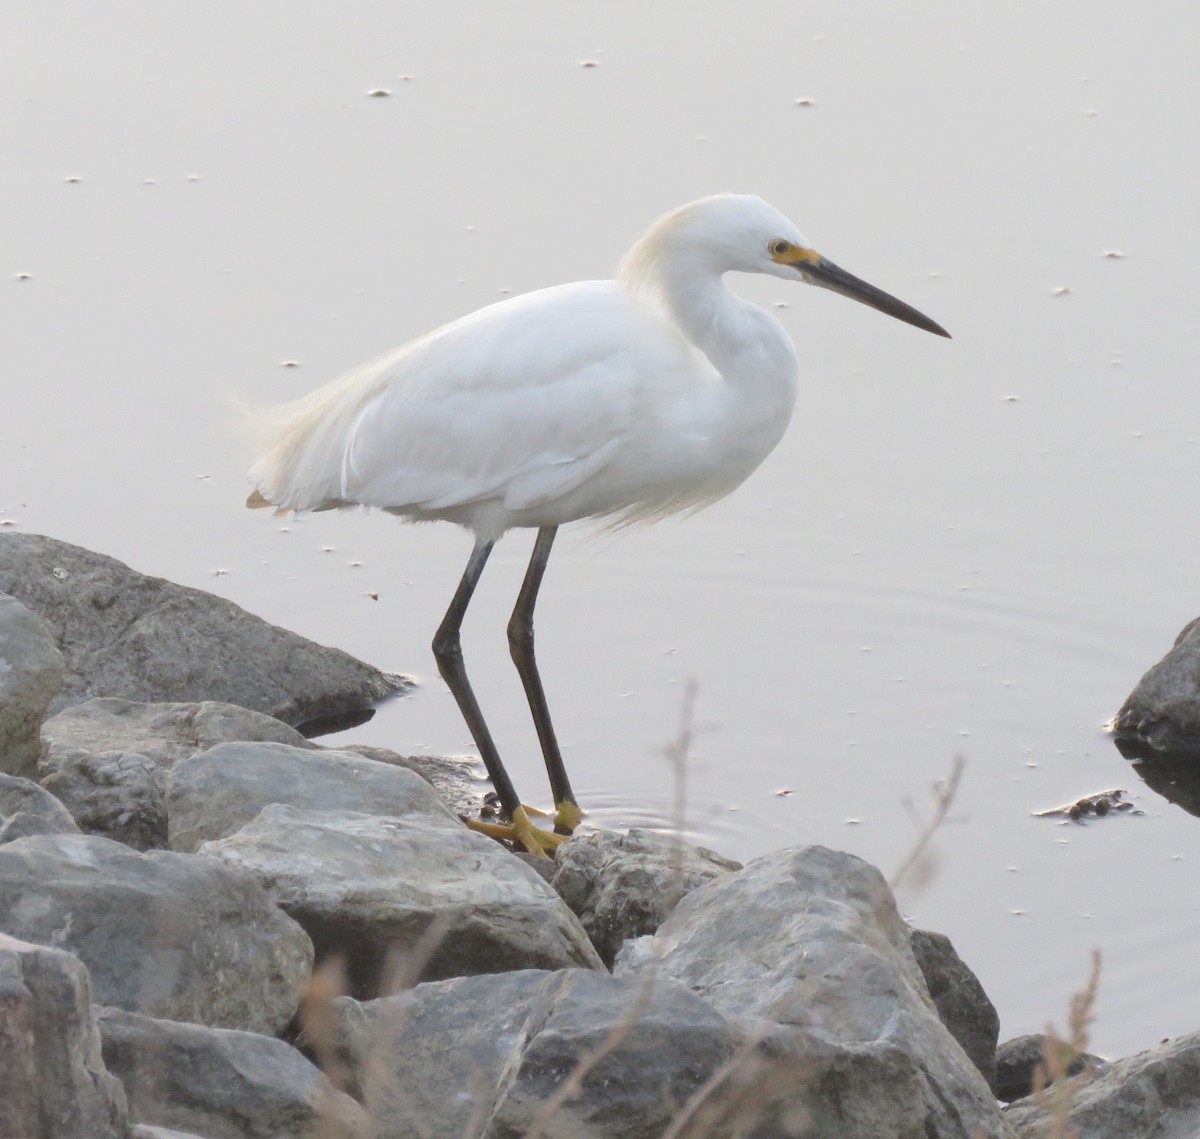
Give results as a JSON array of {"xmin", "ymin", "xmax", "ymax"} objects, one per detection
[
  {"xmin": 41, "ymin": 698, "xmax": 316, "ymax": 772},
  {"xmin": 1004, "ymin": 1030, "xmax": 1197, "ymax": 1137},
  {"xmin": 0, "ymin": 932, "xmax": 127, "ymax": 1139},
  {"xmin": 0, "ymin": 834, "xmax": 312, "ymax": 1033},
  {"xmin": 202, "ymin": 804, "xmax": 604, "ymax": 996},
  {"xmin": 99, "ymin": 1006, "xmax": 370, "ymax": 1139},
  {"xmin": 0, "ymin": 592, "xmax": 65, "ymax": 779},
  {"xmin": 0, "ymin": 533, "xmax": 406, "ymax": 727},
  {"xmin": 995, "ymin": 1033, "xmax": 1105, "ymax": 1104},
  {"xmin": 1112, "ymin": 617, "xmax": 1200, "ymax": 754},
  {"xmin": 614, "ymin": 845, "xmax": 1011, "ymax": 1139},
  {"xmin": 167, "ymin": 741, "xmax": 457, "ymax": 853},
  {"xmin": 550, "ymin": 827, "xmax": 742, "ymax": 967},
  {"xmin": 0, "ymin": 771, "xmax": 81, "ymax": 843},
  {"xmin": 910, "ymin": 928, "xmax": 1000, "ymax": 1089},
  {"xmin": 328, "ymin": 968, "xmax": 742, "ymax": 1139},
  {"xmin": 41, "ymin": 749, "xmax": 167, "ymax": 849}
]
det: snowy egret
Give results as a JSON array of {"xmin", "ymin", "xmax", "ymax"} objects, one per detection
[{"xmin": 246, "ymin": 194, "xmax": 949, "ymax": 855}]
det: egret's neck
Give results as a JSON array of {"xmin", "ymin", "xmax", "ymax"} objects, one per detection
[{"xmin": 619, "ymin": 241, "xmax": 799, "ymax": 421}]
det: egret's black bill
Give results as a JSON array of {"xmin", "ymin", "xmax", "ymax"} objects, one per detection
[{"xmin": 803, "ymin": 258, "xmax": 951, "ymax": 338}]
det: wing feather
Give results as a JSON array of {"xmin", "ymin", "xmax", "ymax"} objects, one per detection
[{"xmin": 248, "ymin": 281, "xmax": 689, "ymax": 520}]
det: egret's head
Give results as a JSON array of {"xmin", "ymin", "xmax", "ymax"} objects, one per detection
[
  {"xmin": 624, "ymin": 193, "xmax": 950, "ymax": 338},
  {"xmin": 633, "ymin": 194, "xmax": 812, "ymax": 276}
]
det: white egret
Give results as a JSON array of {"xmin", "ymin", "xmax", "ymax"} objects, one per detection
[{"xmin": 246, "ymin": 194, "xmax": 949, "ymax": 855}]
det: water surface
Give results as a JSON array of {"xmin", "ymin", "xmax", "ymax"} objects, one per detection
[{"xmin": 5, "ymin": 1, "xmax": 1200, "ymax": 1059}]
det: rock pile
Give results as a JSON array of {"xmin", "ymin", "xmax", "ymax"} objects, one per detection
[{"xmin": 2, "ymin": 533, "xmax": 1198, "ymax": 1138}]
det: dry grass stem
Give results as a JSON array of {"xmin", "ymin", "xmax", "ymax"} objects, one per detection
[
  {"xmin": 360, "ymin": 912, "xmax": 457, "ymax": 1136},
  {"xmin": 1031, "ymin": 949, "xmax": 1102, "ymax": 1139},
  {"xmin": 889, "ymin": 754, "xmax": 966, "ymax": 896},
  {"xmin": 298, "ymin": 956, "xmax": 353, "ymax": 1097}
]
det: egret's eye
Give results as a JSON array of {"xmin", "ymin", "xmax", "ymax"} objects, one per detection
[{"xmin": 770, "ymin": 240, "xmax": 791, "ymax": 257}]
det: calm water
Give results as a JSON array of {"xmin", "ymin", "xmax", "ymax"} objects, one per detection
[{"xmin": 5, "ymin": 2, "xmax": 1200, "ymax": 1060}]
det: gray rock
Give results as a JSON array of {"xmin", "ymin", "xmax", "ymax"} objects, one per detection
[
  {"xmin": 995, "ymin": 1033, "xmax": 1105, "ymax": 1104},
  {"xmin": 0, "ymin": 834, "xmax": 312, "ymax": 1033},
  {"xmin": 99, "ymin": 1006, "xmax": 370, "ymax": 1139},
  {"xmin": 1112, "ymin": 617, "xmax": 1200, "ymax": 753},
  {"xmin": 202, "ymin": 804, "xmax": 604, "ymax": 996},
  {"xmin": 910, "ymin": 927, "xmax": 1000, "ymax": 1089},
  {"xmin": 1004, "ymin": 1031, "xmax": 1198, "ymax": 1138},
  {"xmin": 614, "ymin": 845, "xmax": 1011, "ymax": 1139},
  {"xmin": 0, "ymin": 592, "xmax": 65, "ymax": 778},
  {"xmin": 131, "ymin": 1128, "xmax": 213, "ymax": 1139},
  {"xmin": 41, "ymin": 697, "xmax": 316, "ymax": 772},
  {"xmin": 340, "ymin": 743, "xmax": 488, "ymax": 820},
  {"xmin": 131, "ymin": 1127, "xmax": 213, "ymax": 1139},
  {"xmin": 551, "ymin": 827, "xmax": 742, "ymax": 967},
  {"xmin": 0, "ymin": 770, "xmax": 81, "ymax": 843},
  {"xmin": 329, "ymin": 968, "xmax": 742, "ymax": 1139},
  {"xmin": 0, "ymin": 932, "xmax": 127, "ymax": 1139},
  {"xmin": 41, "ymin": 749, "xmax": 167, "ymax": 849},
  {"xmin": 41, "ymin": 698, "xmax": 484, "ymax": 823},
  {"xmin": 0, "ymin": 533, "xmax": 406, "ymax": 727},
  {"xmin": 38, "ymin": 698, "xmax": 320, "ymax": 851},
  {"xmin": 168, "ymin": 740, "xmax": 457, "ymax": 853}
]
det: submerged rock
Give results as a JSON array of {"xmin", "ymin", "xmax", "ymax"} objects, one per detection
[
  {"xmin": 0, "ymin": 533, "xmax": 406, "ymax": 727},
  {"xmin": 1112, "ymin": 617, "xmax": 1200, "ymax": 755}
]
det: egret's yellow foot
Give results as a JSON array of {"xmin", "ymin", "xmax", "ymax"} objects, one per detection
[
  {"xmin": 465, "ymin": 806, "xmax": 569, "ymax": 859},
  {"xmin": 553, "ymin": 800, "xmax": 584, "ymax": 835}
]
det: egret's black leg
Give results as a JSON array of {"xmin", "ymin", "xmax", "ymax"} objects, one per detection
[
  {"xmin": 508, "ymin": 526, "xmax": 581, "ymax": 834},
  {"xmin": 432, "ymin": 540, "xmax": 523, "ymax": 821}
]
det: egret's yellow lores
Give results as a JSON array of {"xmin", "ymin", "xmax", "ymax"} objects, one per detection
[{"xmin": 247, "ymin": 194, "xmax": 950, "ymax": 856}]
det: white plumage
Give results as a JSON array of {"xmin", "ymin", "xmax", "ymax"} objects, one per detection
[{"xmin": 246, "ymin": 194, "xmax": 949, "ymax": 853}]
